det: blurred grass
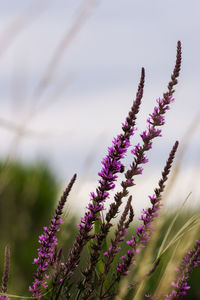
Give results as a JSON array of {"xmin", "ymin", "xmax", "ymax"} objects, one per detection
[{"xmin": 116, "ymin": 209, "xmax": 200, "ymax": 300}]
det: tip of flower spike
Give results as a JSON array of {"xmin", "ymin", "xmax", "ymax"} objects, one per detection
[
  {"xmin": 174, "ymin": 140, "xmax": 179, "ymax": 147},
  {"xmin": 71, "ymin": 173, "xmax": 77, "ymax": 182},
  {"xmin": 139, "ymin": 67, "xmax": 145, "ymax": 90}
]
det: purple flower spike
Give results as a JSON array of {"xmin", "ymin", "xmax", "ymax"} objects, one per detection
[
  {"xmin": 29, "ymin": 174, "xmax": 76, "ymax": 298},
  {"xmin": 116, "ymin": 141, "xmax": 179, "ymax": 278},
  {"xmin": 120, "ymin": 93, "xmax": 175, "ymax": 198},
  {"xmin": 63, "ymin": 68, "xmax": 145, "ymax": 291},
  {"xmin": 166, "ymin": 240, "xmax": 200, "ymax": 299},
  {"xmin": 80, "ymin": 41, "xmax": 182, "ymax": 300}
]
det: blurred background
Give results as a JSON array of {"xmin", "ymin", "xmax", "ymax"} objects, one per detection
[{"xmin": 0, "ymin": 0, "xmax": 199, "ymax": 298}]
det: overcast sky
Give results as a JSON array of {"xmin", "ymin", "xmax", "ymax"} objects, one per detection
[{"xmin": 0, "ymin": 0, "xmax": 199, "ymax": 215}]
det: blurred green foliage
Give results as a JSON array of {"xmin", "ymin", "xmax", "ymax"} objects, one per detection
[{"xmin": 0, "ymin": 160, "xmax": 59, "ymax": 294}]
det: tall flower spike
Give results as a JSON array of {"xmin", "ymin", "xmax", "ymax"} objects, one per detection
[
  {"xmin": 88, "ymin": 142, "xmax": 178, "ymax": 300},
  {"xmin": 80, "ymin": 43, "xmax": 181, "ymax": 300},
  {"xmin": 116, "ymin": 142, "xmax": 179, "ymax": 278},
  {"xmin": 164, "ymin": 40, "xmax": 182, "ymax": 100},
  {"xmin": 0, "ymin": 245, "xmax": 10, "ymax": 300},
  {"xmin": 81, "ymin": 43, "xmax": 182, "ymax": 299},
  {"xmin": 75, "ymin": 69, "xmax": 145, "ymax": 295},
  {"xmin": 166, "ymin": 240, "xmax": 200, "ymax": 299},
  {"xmin": 106, "ymin": 42, "xmax": 181, "ymax": 227},
  {"xmin": 29, "ymin": 174, "xmax": 76, "ymax": 299},
  {"xmin": 60, "ymin": 68, "xmax": 145, "ymax": 291}
]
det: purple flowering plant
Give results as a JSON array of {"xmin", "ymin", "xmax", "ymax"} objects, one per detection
[{"xmin": 0, "ymin": 41, "xmax": 199, "ymax": 300}]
